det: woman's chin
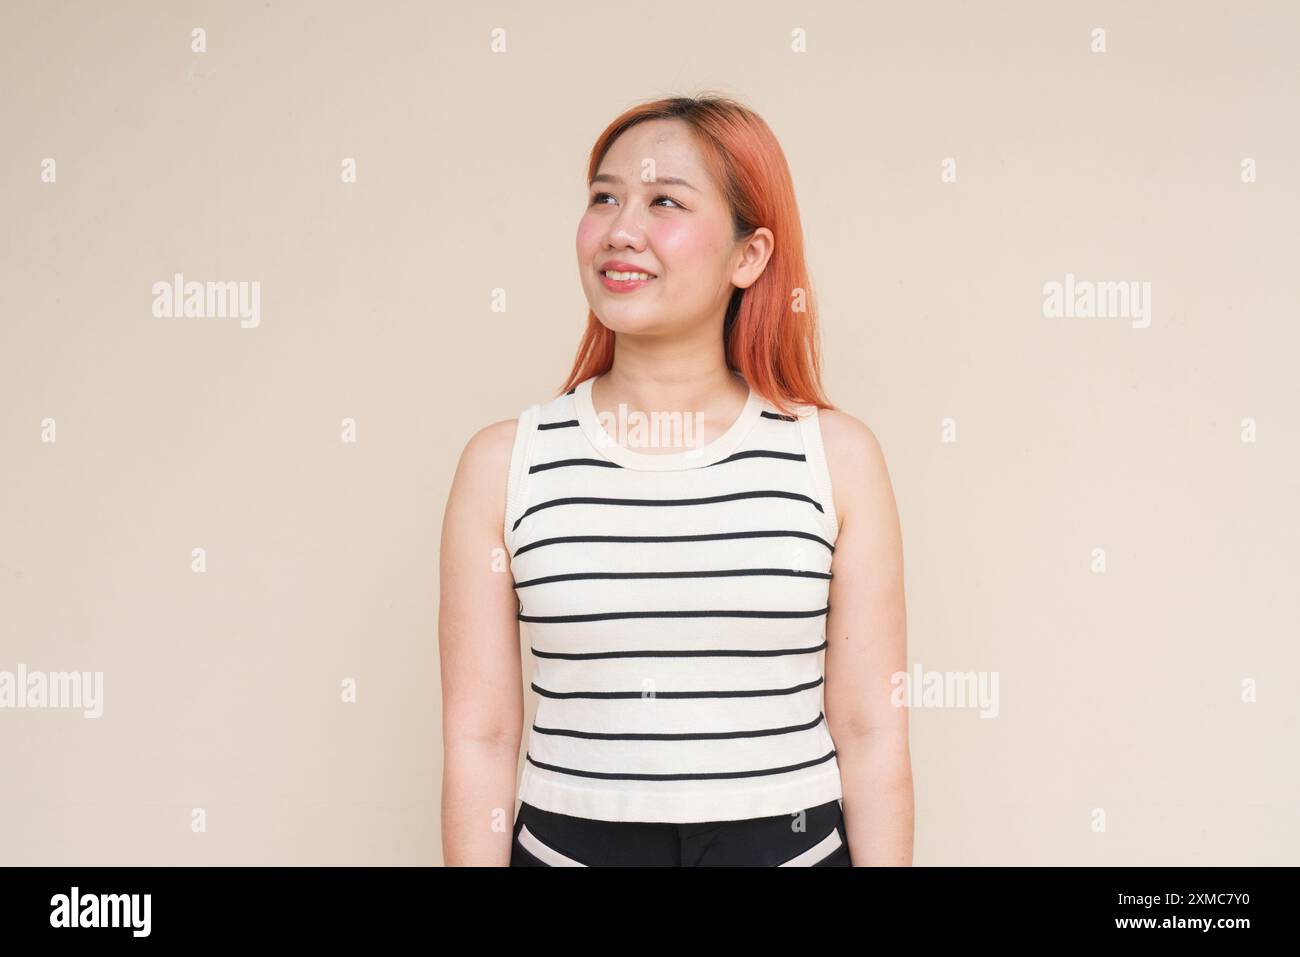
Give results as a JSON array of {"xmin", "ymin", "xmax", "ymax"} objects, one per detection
[{"xmin": 596, "ymin": 316, "xmax": 663, "ymax": 336}]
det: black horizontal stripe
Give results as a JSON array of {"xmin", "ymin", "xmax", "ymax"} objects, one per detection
[
  {"xmin": 537, "ymin": 418, "xmax": 578, "ymax": 430},
  {"xmin": 710, "ymin": 449, "xmax": 805, "ymax": 465},
  {"xmin": 524, "ymin": 748, "xmax": 838, "ymax": 782},
  {"xmin": 512, "ymin": 489, "xmax": 824, "ymax": 532},
  {"xmin": 532, "ymin": 712, "xmax": 828, "ymax": 741},
  {"xmin": 530, "ymin": 639, "xmax": 828, "ymax": 660},
  {"xmin": 529, "ymin": 449, "xmax": 806, "ymax": 472},
  {"xmin": 530, "ymin": 457, "xmax": 622, "ymax": 473},
  {"xmin": 519, "ymin": 605, "xmax": 830, "ymax": 624},
  {"xmin": 531, "ymin": 676, "xmax": 824, "ymax": 699},
  {"xmin": 514, "ymin": 567, "xmax": 832, "ymax": 588},
  {"xmin": 761, "ymin": 410, "xmax": 798, "ymax": 422},
  {"xmin": 512, "ymin": 529, "xmax": 835, "ymax": 557}
]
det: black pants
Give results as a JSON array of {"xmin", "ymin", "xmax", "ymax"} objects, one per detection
[{"xmin": 510, "ymin": 798, "xmax": 851, "ymax": 867}]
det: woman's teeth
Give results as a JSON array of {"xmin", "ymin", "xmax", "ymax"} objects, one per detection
[{"xmin": 603, "ymin": 270, "xmax": 654, "ymax": 280}]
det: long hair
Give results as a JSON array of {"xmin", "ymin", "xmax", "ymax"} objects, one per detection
[{"xmin": 558, "ymin": 94, "xmax": 834, "ymax": 416}]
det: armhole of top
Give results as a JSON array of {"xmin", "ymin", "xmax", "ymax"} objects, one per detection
[
  {"xmin": 503, "ymin": 403, "xmax": 541, "ymax": 555},
  {"xmin": 798, "ymin": 406, "xmax": 840, "ymax": 545}
]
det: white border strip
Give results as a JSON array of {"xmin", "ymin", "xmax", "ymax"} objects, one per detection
[
  {"xmin": 503, "ymin": 402, "xmax": 541, "ymax": 553},
  {"xmin": 797, "ymin": 406, "xmax": 840, "ymax": 543},
  {"xmin": 778, "ymin": 827, "xmax": 844, "ymax": 866},
  {"xmin": 518, "ymin": 824, "xmax": 588, "ymax": 866}
]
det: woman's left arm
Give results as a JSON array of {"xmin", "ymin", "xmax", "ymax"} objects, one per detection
[{"xmin": 819, "ymin": 409, "xmax": 914, "ymax": 866}]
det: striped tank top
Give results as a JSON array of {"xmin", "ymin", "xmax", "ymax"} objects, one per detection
[{"xmin": 503, "ymin": 373, "xmax": 842, "ymax": 823}]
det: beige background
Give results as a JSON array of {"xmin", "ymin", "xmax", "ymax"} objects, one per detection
[{"xmin": 1, "ymin": 0, "xmax": 1297, "ymax": 865}]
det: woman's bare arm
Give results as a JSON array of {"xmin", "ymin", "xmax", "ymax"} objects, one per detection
[
  {"xmin": 820, "ymin": 410, "xmax": 914, "ymax": 866},
  {"xmin": 439, "ymin": 416, "xmax": 525, "ymax": 866}
]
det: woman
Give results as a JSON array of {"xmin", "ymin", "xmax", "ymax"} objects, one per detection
[{"xmin": 440, "ymin": 95, "xmax": 912, "ymax": 866}]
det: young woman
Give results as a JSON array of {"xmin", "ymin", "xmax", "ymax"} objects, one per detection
[{"xmin": 440, "ymin": 95, "xmax": 912, "ymax": 866}]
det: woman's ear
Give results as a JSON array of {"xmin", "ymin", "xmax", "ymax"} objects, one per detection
[{"xmin": 732, "ymin": 226, "xmax": 775, "ymax": 289}]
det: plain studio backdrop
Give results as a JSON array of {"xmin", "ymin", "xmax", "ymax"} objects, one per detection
[{"xmin": 1, "ymin": 0, "xmax": 1297, "ymax": 865}]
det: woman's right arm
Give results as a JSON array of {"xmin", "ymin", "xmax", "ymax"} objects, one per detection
[{"xmin": 438, "ymin": 416, "xmax": 525, "ymax": 866}]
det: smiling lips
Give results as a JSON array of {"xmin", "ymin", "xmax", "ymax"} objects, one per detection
[
  {"xmin": 598, "ymin": 261, "xmax": 657, "ymax": 292},
  {"xmin": 599, "ymin": 260, "xmax": 657, "ymax": 277}
]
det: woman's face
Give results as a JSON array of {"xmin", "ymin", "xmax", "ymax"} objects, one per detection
[{"xmin": 576, "ymin": 118, "xmax": 770, "ymax": 336}]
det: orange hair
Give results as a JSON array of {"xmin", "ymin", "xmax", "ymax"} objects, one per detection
[{"xmin": 558, "ymin": 94, "xmax": 835, "ymax": 417}]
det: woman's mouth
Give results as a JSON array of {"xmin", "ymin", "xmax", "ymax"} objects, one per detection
[{"xmin": 598, "ymin": 268, "xmax": 657, "ymax": 292}]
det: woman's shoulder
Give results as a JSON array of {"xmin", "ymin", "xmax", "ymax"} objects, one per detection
[
  {"xmin": 461, "ymin": 406, "xmax": 533, "ymax": 466},
  {"xmin": 446, "ymin": 414, "xmax": 528, "ymax": 518},
  {"xmin": 815, "ymin": 407, "xmax": 895, "ymax": 532},
  {"xmin": 816, "ymin": 407, "xmax": 882, "ymax": 462}
]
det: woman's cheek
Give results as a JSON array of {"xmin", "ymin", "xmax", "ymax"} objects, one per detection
[
  {"xmin": 648, "ymin": 220, "xmax": 705, "ymax": 262},
  {"xmin": 575, "ymin": 217, "xmax": 603, "ymax": 255}
]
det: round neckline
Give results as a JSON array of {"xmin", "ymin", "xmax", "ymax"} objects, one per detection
[{"xmin": 574, "ymin": 374, "xmax": 763, "ymax": 471}]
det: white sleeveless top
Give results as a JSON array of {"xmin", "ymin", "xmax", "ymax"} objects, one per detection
[{"xmin": 504, "ymin": 373, "xmax": 843, "ymax": 823}]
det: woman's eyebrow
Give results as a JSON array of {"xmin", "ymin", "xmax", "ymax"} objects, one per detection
[{"xmin": 590, "ymin": 173, "xmax": 698, "ymax": 191}]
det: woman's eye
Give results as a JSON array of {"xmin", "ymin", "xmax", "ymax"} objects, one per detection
[{"xmin": 588, "ymin": 192, "xmax": 682, "ymax": 209}]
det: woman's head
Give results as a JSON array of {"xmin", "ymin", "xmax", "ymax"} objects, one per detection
[
  {"xmin": 576, "ymin": 116, "xmax": 768, "ymax": 342},
  {"xmin": 563, "ymin": 95, "xmax": 833, "ymax": 414}
]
